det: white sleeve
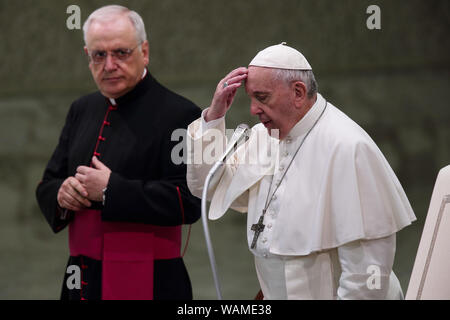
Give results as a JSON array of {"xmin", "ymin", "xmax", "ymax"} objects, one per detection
[
  {"xmin": 186, "ymin": 109, "xmax": 250, "ymax": 216},
  {"xmin": 186, "ymin": 109, "xmax": 227, "ymax": 200},
  {"xmin": 336, "ymin": 234, "xmax": 396, "ymax": 300},
  {"xmin": 201, "ymin": 108, "xmax": 225, "ymax": 133}
]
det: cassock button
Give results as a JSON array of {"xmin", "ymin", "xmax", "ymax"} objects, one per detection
[
  {"xmin": 286, "ymin": 137, "xmax": 292, "ymax": 144},
  {"xmin": 267, "ymin": 223, "xmax": 272, "ymax": 229},
  {"xmin": 263, "ymin": 253, "xmax": 268, "ymax": 258},
  {"xmin": 272, "ymin": 195, "xmax": 277, "ymax": 201},
  {"xmin": 262, "ymin": 237, "xmax": 267, "ymax": 243},
  {"xmin": 279, "ymin": 165, "xmax": 284, "ymax": 171}
]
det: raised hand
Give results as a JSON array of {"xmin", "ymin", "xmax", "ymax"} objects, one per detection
[{"xmin": 205, "ymin": 67, "xmax": 248, "ymax": 122}]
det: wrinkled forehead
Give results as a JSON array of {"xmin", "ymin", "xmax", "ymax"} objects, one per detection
[
  {"xmin": 86, "ymin": 15, "xmax": 136, "ymax": 49},
  {"xmin": 245, "ymin": 66, "xmax": 277, "ymax": 93}
]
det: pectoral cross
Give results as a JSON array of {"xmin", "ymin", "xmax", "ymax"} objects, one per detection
[{"xmin": 251, "ymin": 213, "xmax": 266, "ymax": 249}]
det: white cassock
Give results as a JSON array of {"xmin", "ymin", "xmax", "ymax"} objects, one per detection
[{"xmin": 186, "ymin": 93, "xmax": 416, "ymax": 299}]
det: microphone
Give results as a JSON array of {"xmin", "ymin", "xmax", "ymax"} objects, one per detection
[
  {"xmin": 206, "ymin": 123, "xmax": 250, "ymax": 194},
  {"xmin": 219, "ymin": 123, "xmax": 250, "ymax": 163},
  {"xmin": 208, "ymin": 123, "xmax": 250, "ymax": 178}
]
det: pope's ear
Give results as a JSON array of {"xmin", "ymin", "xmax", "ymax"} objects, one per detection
[{"xmin": 293, "ymin": 81, "xmax": 307, "ymax": 108}]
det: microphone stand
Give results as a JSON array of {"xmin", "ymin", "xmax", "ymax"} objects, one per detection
[{"xmin": 201, "ymin": 160, "xmax": 224, "ymax": 300}]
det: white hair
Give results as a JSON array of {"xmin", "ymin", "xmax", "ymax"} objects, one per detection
[
  {"xmin": 83, "ymin": 5, "xmax": 147, "ymax": 45},
  {"xmin": 272, "ymin": 69, "xmax": 318, "ymax": 98}
]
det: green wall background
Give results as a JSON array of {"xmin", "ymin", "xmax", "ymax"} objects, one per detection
[{"xmin": 0, "ymin": 0, "xmax": 448, "ymax": 299}]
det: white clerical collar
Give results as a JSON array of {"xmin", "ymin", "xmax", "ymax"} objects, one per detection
[
  {"xmin": 287, "ymin": 93, "xmax": 326, "ymax": 139},
  {"xmin": 108, "ymin": 69, "xmax": 147, "ymax": 106}
]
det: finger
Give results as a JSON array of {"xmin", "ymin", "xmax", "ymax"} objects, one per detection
[
  {"xmin": 220, "ymin": 83, "xmax": 242, "ymax": 106},
  {"xmin": 68, "ymin": 178, "xmax": 88, "ymax": 198},
  {"xmin": 75, "ymin": 173, "xmax": 85, "ymax": 183},
  {"xmin": 60, "ymin": 199, "xmax": 78, "ymax": 211},
  {"xmin": 68, "ymin": 178, "xmax": 89, "ymax": 198},
  {"xmin": 66, "ymin": 189, "xmax": 92, "ymax": 208},
  {"xmin": 226, "ymin": 88, "xmax": 238, "ymax": 106},
  {"xmin": 92, "ymin": 156, "xmax": 106, "ymax": 170},
  {"xmin": 222, "ymin": 82, "xmax": 243, "ymax": 94},
  {"xmin": 59, "ymin": 190, "xmax": 84, "ymax": 211},
  {"xmin": 211, "ymin": 82, "xmax": 241, "ymax": 109},
  {"xmin": 58, "ymin": 178, "xmax": 88, "ymax": 209},
  {"xmin": 219, "ymin": 68, "xmax": 248, "ymax": 88},
  {"xmin": 224, "ymin": 67, "xmax": 248, "ymax": 80},
  {"xmin": 76, "ymin": 166, "xmax": 90, "ymax": 175},
  {"xmin": 225, "ymin": 73, "xmax": 248, "ymax": 86},
  {"xmin": 61, "ymin": 198, "xmax": 84, "ymax": 212}
]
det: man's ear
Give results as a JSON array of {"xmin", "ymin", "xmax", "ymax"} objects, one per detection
[
  {"xmin": 293, "ymin": 81, "xmax": 307, "ymax": 109},
  {"xmin": 84, "ymin": 46, "xmax": 92, "ymax": 66},
  {"xmin": 141, "ymin": 40, "xmax": 150, "ymax": 66}
]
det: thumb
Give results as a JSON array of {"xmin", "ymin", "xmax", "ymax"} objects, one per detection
[{"xmin": 92, "ymin": 156, "xmax": 106, "ymax": 170}]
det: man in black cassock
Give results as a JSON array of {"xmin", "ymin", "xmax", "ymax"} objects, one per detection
[{"xmin": 35, "ymin": 5, "xmax": 201, "ymax": 300}]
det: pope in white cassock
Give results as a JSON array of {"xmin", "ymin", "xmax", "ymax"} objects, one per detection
[{"xmin": 186, "ymin": 43, "xmax": 416, "ymax": 299}]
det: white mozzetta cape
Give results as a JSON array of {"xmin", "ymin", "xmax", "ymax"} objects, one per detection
[{"xmin": 187, "ymin": 94, "xmax": 416, "ymax": 256}]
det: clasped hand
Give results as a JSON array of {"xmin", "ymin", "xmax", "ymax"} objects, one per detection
[{"xmin": 57, "ymin": 156, "xmax": 111, "ymax": 211}]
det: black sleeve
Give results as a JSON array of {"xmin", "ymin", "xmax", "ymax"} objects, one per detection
[
  {"xmin": 101, "ymin": 105, "xmax": 202, "ymax": 226},
  {"xmin": 35, "ymin": 105, "xmax": 75, "ymax": 233}
]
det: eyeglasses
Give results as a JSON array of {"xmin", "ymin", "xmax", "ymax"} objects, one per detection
[{"xmin": 88, "ymin": 43, "xmax": 142, "ymax": 65}]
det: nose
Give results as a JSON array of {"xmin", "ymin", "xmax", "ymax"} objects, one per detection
[
  {"xmin": 104, "ymin": 54, "xmax": 118, "ymax": 72},
  {"xmin": 250, "ymin": 100, "xmax": 263, "ymax": 116}
]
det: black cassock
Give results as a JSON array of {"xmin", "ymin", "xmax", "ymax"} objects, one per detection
[{"xmin": 36, "ymin": 72, "xmax": 202, "ymax": 300}]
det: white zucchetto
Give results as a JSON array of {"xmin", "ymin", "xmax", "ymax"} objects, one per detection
[{"xmin": 249, "ymin": 42, "xmax": 312, "ymax": 70}]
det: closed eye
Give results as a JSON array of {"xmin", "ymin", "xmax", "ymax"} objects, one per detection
[{"xmin": 255, "ymin": 95, "xmax": 268, "ymax": 103}]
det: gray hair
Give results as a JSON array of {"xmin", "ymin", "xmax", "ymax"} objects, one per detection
[
  {"xmin": 272, "ymin": 69, "xmax": 318, "ymax": 98},
  {"xmin": 83, "ymin": 5, "xmax": 147, "ymax": 45}
]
